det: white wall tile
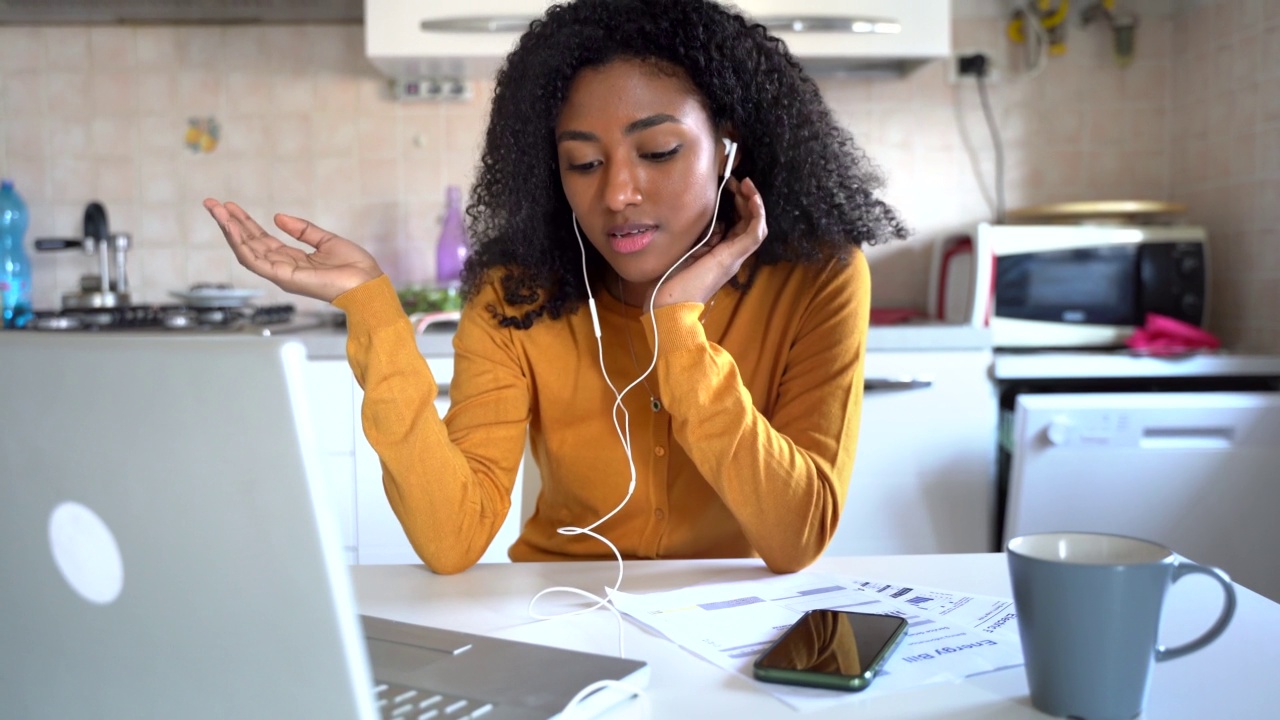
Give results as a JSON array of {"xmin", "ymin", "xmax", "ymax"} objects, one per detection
[
  {"xmin": 222, "ymin": 27, "xmax": 270, "ymax": 73},
  {"xmin": 269, "ymin": 158, "xmax": 315, "ymax": 204},
  {"xmin": 272, "ymin": 75, "xmax": 317, "ymax": 114},
  {"xmin": 356, "ymin": 114, "xmax": 401, "ymax": 158},
  {"xmin": 90, "ymin": 27, "xmax": 135, "ymax": 68},
  {"xmin": 173, "ymin": 72, "xmax": 224, "ymax": 114},
  {"xmin": 134, "ymin": 27, "xmax": 179, "ymax": 69},
  {"xmin": 222, "ymin": 158, "xmax": 274, "ymax": 206},
  {"xmin": 0, "ymin": 27, "xmax": 45, "ymax": 71},
  {"xmin": 215, "ymin": 115, "xmax": 270, "ymax": 157},
  {"xmin": 88, "ymin": 117, "xmax": 137, "ymax": 159},
  {"xmin": 358, "ymin": 157, "xmax": 400, "ymax": 202},
  {"xmin": 45, "ymin": 72, "xmax": 92, "ymax": 116},
  {"xmin": 4, "ymin": 116, "xmax": 46, "ymax": 159},
  {"xmin": 178, "ymin": 27, "xmax": 225, "ymax": 71},
  {"xmin": 311, "ymin": 111, "xmax": 359, "ymax": 157},
  {"xmin": 265, "ymin": 115, "xmax": 314, "ymax": 159},
  {"xmin": 43, "ymin": 27, "xmax": 89, "ymax": 71},
  {"xmin": 3, "ymin": 158, "xmax": 48, "ymax": 203}
]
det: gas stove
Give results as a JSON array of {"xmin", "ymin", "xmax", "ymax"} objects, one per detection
[{"xmin": 27, "ymin": 303, "xmax": 297, "ymax": 333}]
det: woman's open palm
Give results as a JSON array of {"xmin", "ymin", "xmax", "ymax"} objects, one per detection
[{"xmin": 203, "ymin": 199, "xmax": 384, "ymax": 302}]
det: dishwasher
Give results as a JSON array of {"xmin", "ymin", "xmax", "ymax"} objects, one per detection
[{"xmin": 994, "ymin": 353, "xmax": 1280, "ymax": 602}]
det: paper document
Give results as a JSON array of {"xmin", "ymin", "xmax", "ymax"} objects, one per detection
[
  {"xmin": 843, "ymin": 576, "xmax": 1020, "ymax": 637},
  {"xmin": 609, "ymin": 573, "xmax": 1022, "ymax": 712}
]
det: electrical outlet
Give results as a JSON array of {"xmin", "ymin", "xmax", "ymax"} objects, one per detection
[
  {"xmin": 391, "ymin": 77, "xmax": 474, "ymax": 102},
  {"xmin": 947, "ymin": 50, "xmax": 1002, "ymax": 85}
]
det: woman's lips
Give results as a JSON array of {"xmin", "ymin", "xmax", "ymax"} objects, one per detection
[{"xmin": 607, "ymin": 226, "xmax": 657, "ymax": 255}]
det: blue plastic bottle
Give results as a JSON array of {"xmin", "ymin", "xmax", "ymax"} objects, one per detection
[
  {"xmin": 435, "ymin": 185, "xmax": 469, "ymax": 287},
  {"xmin": 0, "ymin": 179, "xmax": 33, "ymax": 328}
]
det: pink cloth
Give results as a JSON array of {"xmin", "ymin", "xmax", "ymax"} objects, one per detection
[{"xmin": 1126, "ymin": 313, "xmax": 1220, "ymax": 355}]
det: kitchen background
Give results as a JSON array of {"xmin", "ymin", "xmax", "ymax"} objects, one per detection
[{"xmin": 0, "ymin": 0, "xmax": 1275, "ymax": 350}]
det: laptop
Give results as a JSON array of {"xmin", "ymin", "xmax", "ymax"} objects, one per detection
[{"xmin": 0, "ymin": 333, "xmax": 648, "ymax": 719}]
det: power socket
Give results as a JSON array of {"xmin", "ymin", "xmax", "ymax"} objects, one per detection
[
  {"xmin": 390, "ymin": 77, "xmax": 474, "ymax": 102},
  {"xmin": 947, "ymin": 50, "xmax": 1001, "ymax": 84}
]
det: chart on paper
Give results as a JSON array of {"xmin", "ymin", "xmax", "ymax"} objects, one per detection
[{"xmin": 609, "ymin": 573, "xmax": 1023, "ymax": 712}]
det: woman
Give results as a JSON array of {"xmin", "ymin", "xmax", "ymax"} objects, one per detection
[{"xmin": 204, "ymin": 0, "xmax": 906, "ymax": 575}]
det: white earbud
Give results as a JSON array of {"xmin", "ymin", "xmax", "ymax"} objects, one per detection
[{"xmin": 721, "ymin": 137, "xmax": 738, "ymax": 180}]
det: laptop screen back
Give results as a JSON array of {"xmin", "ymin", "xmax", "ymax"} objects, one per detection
[{"xmin": 0, "ymin": 334, "xmax": 374, "ymax": 720}]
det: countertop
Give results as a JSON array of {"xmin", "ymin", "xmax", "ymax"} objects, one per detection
[
  {"xmin": 287, "ymin": 321, "xmax": 992, "ymax": 360},
  {"xmin": 993, "ymin": 350, "xmax": 1280, "ymax": 380},
  {"xmin": 278, "ymin": 325, "xmax": 455, "ymax": 359}
]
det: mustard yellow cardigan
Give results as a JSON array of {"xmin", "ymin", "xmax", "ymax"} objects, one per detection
[{"xmin": 334, "ymin": 252, "xmax": 869, "ymax": 574}]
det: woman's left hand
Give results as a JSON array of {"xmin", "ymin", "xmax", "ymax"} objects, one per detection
[{"xmin": 651, "ymin": 176, "xmax": 767, "ymax": 308}]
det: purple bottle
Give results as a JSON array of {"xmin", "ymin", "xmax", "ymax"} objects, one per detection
[{"xmin": 435, "ymin": 186, "xmax": 469, "ymax": 287}]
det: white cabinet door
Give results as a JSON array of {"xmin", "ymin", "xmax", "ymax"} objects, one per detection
[
  {"xmin": 322, "ymin": 455, "xmax": 357, "ymax": 566},
  {"xmin": 826, "ymin": 350, "xmax": 997, "ymax": 556},
  {"xmin": 302, "ymin": 361, "xmax": 355, "ymax": 453},
  {"xmin": 302, "ymin": 361, "xmax": 357, "ymax": 561},
  {"xmin": 354, "ymin": 356, "xmax": 526, "ymax": 565}
]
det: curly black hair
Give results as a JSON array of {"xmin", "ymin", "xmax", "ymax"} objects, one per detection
[{"xmin": 460, "ymin": 0, "xmax": 907, "ymax": 329}]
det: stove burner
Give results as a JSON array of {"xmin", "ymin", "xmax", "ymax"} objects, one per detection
[
  {"xmin": 28, "ymin": 303, "xmax": 296, "ymax": 332},
  {"xmin": 34, "ymin": 315, "xmax": 84, "ymax": 331},
  {"xmin": 163, "ymin": 310, "xmax": 198, "ymax": 330}
]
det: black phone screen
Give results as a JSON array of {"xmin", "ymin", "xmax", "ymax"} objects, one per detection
[{"xmin": 755, "ymin": 610, "xmax": 906, "ymax": 676}]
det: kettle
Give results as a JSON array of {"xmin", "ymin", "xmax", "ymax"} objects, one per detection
[{"xmin": 927, "ymin": 234, "xmax": 990, "ymax": 326}]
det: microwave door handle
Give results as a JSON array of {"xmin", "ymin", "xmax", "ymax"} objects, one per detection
[{"xmin": 864, "ymin": 378, "xmax": 934, "ymax": 392}]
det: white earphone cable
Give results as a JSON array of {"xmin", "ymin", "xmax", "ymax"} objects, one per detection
[{"xmin": 532, "ymin": 139, "xmax": 737, "ymax": 718}]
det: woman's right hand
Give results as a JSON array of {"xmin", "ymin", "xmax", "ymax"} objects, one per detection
[{"xmin": 203, "ymin": 198, "xmax": 385, "ymax": 303}]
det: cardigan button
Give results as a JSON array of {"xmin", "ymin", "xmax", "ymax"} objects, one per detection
[{"xmin": 653, "ymin": 445, "xmax": 666, "ymax": 457}]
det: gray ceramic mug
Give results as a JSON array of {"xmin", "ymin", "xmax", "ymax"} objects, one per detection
[{"xmin": 1007, "ymin": 532, "xmax": 1236, "ymax": 720}]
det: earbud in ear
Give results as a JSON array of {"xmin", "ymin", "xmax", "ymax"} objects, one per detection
[{"xmin": 720, "ymin": 137, "xmax": 738, "ymax": 180}]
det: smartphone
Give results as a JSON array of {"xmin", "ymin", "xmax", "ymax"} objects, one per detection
[{"xmin": 752, "ymin": 609, "xmax": 909, "ymax": 692}]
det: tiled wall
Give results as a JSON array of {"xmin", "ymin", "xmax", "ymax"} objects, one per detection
[
  {"xmin": 1170, "ymin": 0, "xmax": 1280, "ymax": 352},
  {"xmin": 0, "ymin": 24, "xmax": 487, "ymax": 314},
  {"xmin": 1, "ymin": 1, "xmax": 1272, "ymax": 353},
  {"xmin": 835, "ymin": 2, "xmax": 1175, "ymax": 310}
]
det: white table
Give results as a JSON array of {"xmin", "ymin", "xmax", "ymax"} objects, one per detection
[{"xmin": 352, "ymin": 554, "xmax": 1279, "ymax": 719}]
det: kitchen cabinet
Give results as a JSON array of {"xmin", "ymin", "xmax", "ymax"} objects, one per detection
[
  {"xmin": 365, "ymin": 0, "xmax": 950, "ymax": 80},
  {"xmin": 303, "ymin": 357, "xmax": 525, "ymax": 566},
  {"xmin": 302, "ymin": 335, "xmax": 997, "ymax": 564},
  {"xmin": 302, "ymin": 361, "xmax": 358, "ymax": 565},
  {"xmin": 824, "ymin": 348, "xmax": 998, "ymax": 557}
]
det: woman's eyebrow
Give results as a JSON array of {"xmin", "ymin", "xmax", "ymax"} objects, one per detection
[{"xmin": 555, "ymin": 113, "xmax": 684, "ymax": 144}]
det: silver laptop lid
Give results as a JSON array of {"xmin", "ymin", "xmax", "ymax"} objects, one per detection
[{"xmin": 0, "ymin": 333, "xmax": 375, "ymax": 720}]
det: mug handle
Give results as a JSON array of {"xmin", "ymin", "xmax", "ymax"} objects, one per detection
[{"xmin": 1155, "ymin": 560, "xmax": 1237, "ymax": 662}]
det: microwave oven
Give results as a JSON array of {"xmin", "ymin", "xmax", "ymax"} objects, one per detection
[{"xmin": 929, "ymin": 222, "xmax": 1209, "ymax": 348}]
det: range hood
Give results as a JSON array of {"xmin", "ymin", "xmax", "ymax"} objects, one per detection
[
  {"xmin": 367, "ymin": 0, "xmax": 952, "ymax": 82},
  {"xmin": 0, "ymin": 0, "xmax": 362, "ymax": 24}
]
